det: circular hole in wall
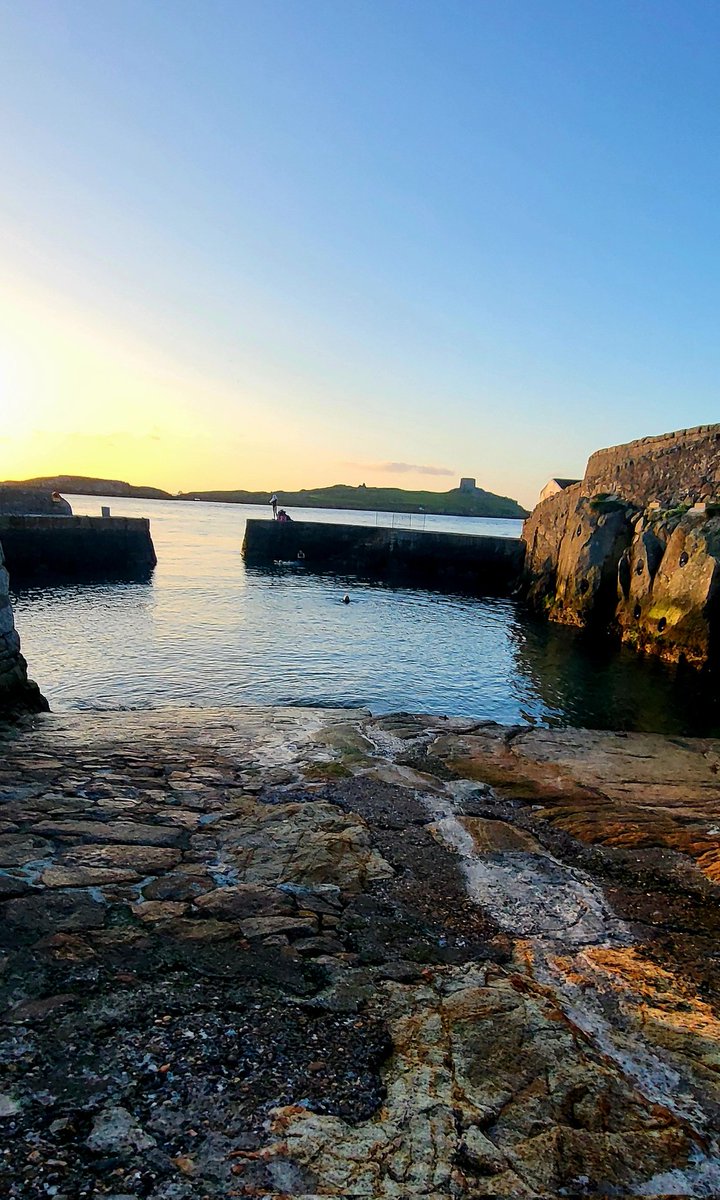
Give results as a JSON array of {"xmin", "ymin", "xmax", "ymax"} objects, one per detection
[
  {"xmin": 633, "ymin": 604, "xmax": 641, "ymax": 619},
  {"xmin": 657, "ymin": 617, "xmax": 667, "ymax": 633},
  {"xmin": 679, "ymin": 551, "xmax": 689, "ymax": 567},
  {"xmin": 578, "ymin": 578, "xmax": 590, "ymax": 595}
]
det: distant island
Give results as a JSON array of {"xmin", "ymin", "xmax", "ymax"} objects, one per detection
[
  {"xmin": 1, "ymin": 475, "xmax": 173, "ymax": 501},
  {"xmin": 178, "ymin": 482, "xmax": 529, "ymax": 519},
  {"xmin": 2, "ymin": 475, "xmax": 528, "ymax": 518}
]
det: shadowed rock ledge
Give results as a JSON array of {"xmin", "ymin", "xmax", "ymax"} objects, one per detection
[
  {"xmin": 0, "ymin": 706, "xmax": 719, "ymax": 1198},
  {"xmin": 0, "ymin": 540, "xmax": 47, "ymax": 715}
]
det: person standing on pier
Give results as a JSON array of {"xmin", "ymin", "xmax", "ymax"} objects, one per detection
[{"xmin": 270, "ymin": 492, "xmax": 278, "ymax": 520}]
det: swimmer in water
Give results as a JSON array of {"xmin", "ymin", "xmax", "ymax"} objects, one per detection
[{"xmin": 342, "ymin": 594, "xmax": 350, "ymax": 604}]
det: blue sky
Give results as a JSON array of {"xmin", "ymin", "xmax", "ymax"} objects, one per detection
[{"xmin": 1, "ymin": 0, "xmax": 718, "ymax": 506}]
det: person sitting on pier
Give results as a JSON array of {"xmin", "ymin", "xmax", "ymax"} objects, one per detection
[{"xmin": 276, "ymin": 509, "xmax": 293, "ymax": 523}]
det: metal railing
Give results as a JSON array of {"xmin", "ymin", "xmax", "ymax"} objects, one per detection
[{"xmin": 374, "ymin": 511, "xmax": 427, "ymax": 531}]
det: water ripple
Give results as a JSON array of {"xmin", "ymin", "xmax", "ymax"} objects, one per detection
[{"xmin": 9, "ymin": 496, "xmax": 720, "ymax": 734}]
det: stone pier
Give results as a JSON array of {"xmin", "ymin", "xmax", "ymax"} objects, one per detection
[
  {"xmin": 243, "ymin": 519, "xmax": 524, "ymax": 595},
  {"xmin": 0, "ymin": 515, "xmax": 157, "ymax": 583}
]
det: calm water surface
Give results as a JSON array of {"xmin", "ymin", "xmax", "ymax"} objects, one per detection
[{"xmin": 10, "ymin": 496, "xmax": 720, "ymax": 735}]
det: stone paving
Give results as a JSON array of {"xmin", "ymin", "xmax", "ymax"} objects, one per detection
[{"xmin": 0, "ymin": 706, "xmax": 719, "ymax": 1198}]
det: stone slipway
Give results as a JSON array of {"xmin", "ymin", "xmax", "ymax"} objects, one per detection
[{"xmin": 0, "ymin": 707, "xmax": 719, "ymax": 1199}]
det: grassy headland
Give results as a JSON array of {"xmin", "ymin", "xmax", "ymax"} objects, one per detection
[
  {"xmin": 178, "ymin": 483, "xmax": 529, "ymax": 518},
  {"xmin": 2, "ymin": 476, "xmax": 528, "ymax": 518},
  {"xmin": 2, "ymin": 475, "xmax": 172, "ymax": 500}
]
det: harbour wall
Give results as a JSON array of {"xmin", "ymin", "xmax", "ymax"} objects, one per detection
[
  {"xmin": 0, "ymin": 515, "xmax": 157, "ymax": 583},
  {"xmin": 0, "ymin": 541, "xmax": 47, "ymax": 712},
  {"xmin": 583, "ymin": 423, "xmax": 720, "ymax": 507},
  {"xmin": 242, "ymin": 519, "xmax": 524, "ymax": 594}
]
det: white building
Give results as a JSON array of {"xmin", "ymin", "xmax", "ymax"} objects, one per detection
[{"xmin": 539, "ymin": 477, "xmax": 580, "ymax": 504}]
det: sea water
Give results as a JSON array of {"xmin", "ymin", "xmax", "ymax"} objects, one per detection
[{"xmin": 9, "ymin": 495, "xmax": 720, "ymax": 735}]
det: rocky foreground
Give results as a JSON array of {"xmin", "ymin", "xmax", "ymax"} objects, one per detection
[{"xmin": 0, "ymin": 708, "xmax": 719, "ymax": 1199}]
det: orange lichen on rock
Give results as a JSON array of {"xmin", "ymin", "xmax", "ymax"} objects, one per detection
[
  {"xmin": 430, "ymin": 724, "xmax": 720, "ymax": 884},
  {"xmin": 549, "ymin": 946, "xmax": 720, "ymax": 1094}
]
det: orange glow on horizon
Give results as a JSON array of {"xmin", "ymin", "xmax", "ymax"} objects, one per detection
[{"xmin": 0, "ymin": 258, "xmax": 527, "ymax": 503}]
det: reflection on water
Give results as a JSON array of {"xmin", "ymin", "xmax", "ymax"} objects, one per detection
[
  {"xmin": 8, "ymin": 495, "xmax": 720, "ymax": 734},
  {"xmin": 512, "ymin": 613, "xmax": 720, "ymax": 735}
]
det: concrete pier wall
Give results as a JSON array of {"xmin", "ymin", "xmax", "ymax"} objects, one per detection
[
  {"xmin": 243, "ymin": 519, "xmax": 524, "ymax": 594},
  {"xmin": 0, "ymin": 515, "xmax": 157, "ymax": 582}
]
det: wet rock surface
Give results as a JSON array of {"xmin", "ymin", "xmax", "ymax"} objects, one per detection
[{"xmin": 0, "ymin": 706, "xmax": 718, "ymax": 1197}]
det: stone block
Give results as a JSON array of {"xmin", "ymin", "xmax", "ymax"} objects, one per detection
[
  {"xmin": 239, "ymin": 914, "xmax": 319, "ymax": 940},
  {"xmin": 194, "ymin": 883, "xmax": 295, "ymax": 919},
  {"xmin": 58, "ymin": 843, "xmax": 181, "ymax": 873},
  {"xmin": 0, "ymin": 891, "xmax": 106, "ymax": 946}
]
